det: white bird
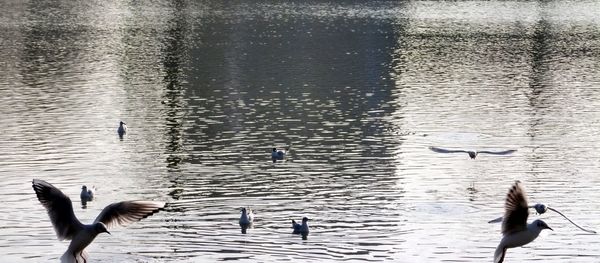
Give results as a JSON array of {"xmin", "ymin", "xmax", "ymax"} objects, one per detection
[
  {"xmin": 32, "ymin": 179, "xmax": 165, "ymax": 263},
  {"xmin": 292, "ymin": 217, "xmax": 310, "ymax": 240},
  {"xmin": 494, "ymin": 181, "xmax": 552, "ymax": 263},
  {"xmin": 117, "ymin": 121, "xmax": 127, "ymax": 137},
  {"xmin": 271, "ymin": 148, "xmax": 286, "ymax": 163},
  {"xmin": 488, "ymin": 203, "xmax": 596, "ymax": 234},
  {"xmin": 80, "ymin": 185, "xmax": 95, "ymax": 202},
  {"xmin": 239, "ymin": 208, "xmax": 253, "ymax": 234},
  {"xmin": 429, "ymin": 146, "xmax": 516, "ymax": 159}
]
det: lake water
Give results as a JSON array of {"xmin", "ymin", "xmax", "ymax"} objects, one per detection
[{"xmin": 1, "ymin": 0, "xmax": 600, "ymax": 262}]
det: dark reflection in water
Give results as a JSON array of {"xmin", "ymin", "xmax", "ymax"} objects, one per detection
[
  {"xmin": 525, "ymin": 2, "xmax": 552, "ymax": 174},
  {"xmin": 1, "ymin": 1, "xmax": 600, "ymax": 262},
  {"xmin": 183, "ymin": 16, "xmax": 399, "ymax": 165},
  {"xmin": 161, "ymin": 0, "xmax": 189, "ymax": 170}
]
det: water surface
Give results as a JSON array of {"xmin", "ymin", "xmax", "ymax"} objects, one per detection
[{"xmin": 1, "ymin": 1, "xmax": 600, "ymax": 262}]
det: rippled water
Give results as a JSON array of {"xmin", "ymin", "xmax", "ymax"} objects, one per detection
[{"xmin": 1, "ymin": 0, "xmax": 600, "ymax": 262}]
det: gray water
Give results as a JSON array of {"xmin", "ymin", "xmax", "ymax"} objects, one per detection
[{"xmin": 1, "ymin": 0, "xmax": 600, "ymax": 262}]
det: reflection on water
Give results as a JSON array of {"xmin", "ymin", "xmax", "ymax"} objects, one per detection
[{"xmin": 1, "ymin": 0, "xmax": 600, "ymax": 262}]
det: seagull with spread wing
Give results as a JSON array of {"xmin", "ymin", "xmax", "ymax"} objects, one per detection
[
  {"xmin": 32, "ymin": 179, "xmax": 165, "ymax": 263},
  {"xmin": 494, "ymin": 181, "xmax": 552, "ymax": 263},
  {"xmin": 488, "ymin": 203, "xmax": 596, "ymax": 234},
  {"xmin": 429, "ymin": 146, "xmax": 516, "ymax": 159}
]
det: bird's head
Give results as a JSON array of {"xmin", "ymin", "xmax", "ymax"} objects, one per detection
[
  {"xmin": 302, "ymin": 217, "xmax": 310, "ymax": 223},
  {"xmin": 81, "ymin": 185, "xmax": 87, "ymax": 190},
  {"xmin": 120, "ymin": 121, "xmax": 125, "ymax": 126},
  {"xmin": 533, "ymin": 203, "xmax": 548, "ymax": 214},
  {"xmin": 95, "ymin": 222, "xmax": 111, "ymax": 235},
  {"xmin": 533, "ymin": 219, "xmax": 553, "ymax": 231},
  {"xmin": 272, "ymin": 148, "xmax": 277, "ymax": 152},
  {"xmin": 241, "ymin": 207, "xmax": 247, "ymax": 213}
]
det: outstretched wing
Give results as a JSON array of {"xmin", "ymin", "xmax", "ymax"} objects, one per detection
[
  {"xmin": 32, "ymin": 179, "xmax": 83, "ymax": 240},
  {"xmin": 93, "ymin": 201, "xmax": 165, "ymax": 229},
  {"xmin": 547, "ymin": 207, "xmax": 597, "ymax": 234},
  {"xmin": 502, "ymin": 181, "xmax": 529, "ymax": 235},
  {"xmin": 477, "ymin": 149, "xmax": 517, "ymax": 155},
  {"xmin": 428, "ymin": 146, "xmax": 469, "ymax": 154}
]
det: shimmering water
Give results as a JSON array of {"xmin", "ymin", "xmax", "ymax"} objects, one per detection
[{"xmin": 1, "ymin": 0, "xmax": 600, "ymax": 262}]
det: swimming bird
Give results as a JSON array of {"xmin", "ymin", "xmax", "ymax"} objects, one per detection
[
  {"xmin": 117, "ymin": 121, "xmax": 127, "ymax": 137},
  {"xmin": 32, "ymin": 179, "xmax": 165, "ymax": 263},
  {"xmin": 429, "ymin": 146, "xmax": 516, "ymax": 159},
  {"xmin": 80, "ymin": 185, "xmax": 95, "ymax": 209},
  {"xmin": 488, "ymin": 203, "xmax": 596, "ymax": 234},
  {"xmin": 80, "ymin": 185, "xmax": 94, "ymax": 202},
  {"xmin": 271, "ymin": 148, "xmax": 286, "ymax": 163},
  {"xmin": 239, "ymin": 208, "xmax": 253, "ymax": 234},
  {"xmin": 292, "ymin": 217, "xmax": 310, "ymax": 240},
  {"xmin": 494, "ymin": 181, "xmax": 552, "ymax": 263}
]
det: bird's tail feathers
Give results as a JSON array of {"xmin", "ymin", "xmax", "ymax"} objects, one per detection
[{"xmin": 494, "ymin": 246, "xmax": 506, "ymax": 263}]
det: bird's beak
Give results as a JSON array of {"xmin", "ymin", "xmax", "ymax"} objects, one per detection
[
  {"xmin": 546, "ymin": 226, "xmax": 553, "ymax": 231},
  {"xmin": 106, "ymin": 230, "xmax": 111, "ymax": 235}
]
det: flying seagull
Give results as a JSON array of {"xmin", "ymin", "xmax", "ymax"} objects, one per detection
[
  {"xmin": 32, "ymin": 179, "xmax": 165, "ymax": 263},
  {"xmin": 429, "ymin": 146, "xmax": 516, "ymax": 159},
  {"xmin": 239, "ymin": 208, "xmax": 253, "ymax": 234},
  {"xmin": 494, "ymin": 181, "xmax": 552, "ymax": 263},
  {"xmin": 488, "ymin": 203, "xmax": 596, "ymax": 234},
  {"xmin": 292, "ymin": 217, "xmax": 310, "ymax": 240}
]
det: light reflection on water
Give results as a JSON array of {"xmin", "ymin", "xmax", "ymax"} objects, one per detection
[{"xmin": 1, "ymin": 0, "xmax": 600, "ymax": 262}]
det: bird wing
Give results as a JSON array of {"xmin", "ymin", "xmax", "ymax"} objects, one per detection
[
  {"xmin": 502, "ymin": 182, "xmax": 529, "ymax": 235},
  {"xmin": 488, "ymin": 216, "xmax": 504, "ymax": 224},
  {"xmin": 428, "ymin": 146, "xmax": 469, "ymax": 154},
  {"xmin": 477, "ymin": 149, "xmax": 517, "ymax": 155},
  {"xmin": 547, "ymin": 207, "xmax": 597, "ymax": 234},
  {"xmin": 93, "ymin": 201, "xmax": 165, "ymax": 229},
  {"xmin": 32, "ymin": 179, "xmax": 83, "ymax": 241}
]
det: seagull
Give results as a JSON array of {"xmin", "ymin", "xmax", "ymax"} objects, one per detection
[
  {"xmin": 117, "ymin": 121, "xmax": 127, "ymax": 137},
  {"xmin": 32, "ymin": 179, "xmax": 165, "ymax": 263},
  {"xmin": 80, "ymin": 185, "xmax": 95, "ymax": 209},
  {"xmin": 494, "ymin": 181, "xmax": 552, "ymax": 263},
  {"xmin": 292, "ymin": 217, "xmax": 310, "ymax": 240},
  {"xmin": 429, "ymin": 146, "xmax": 516, "ymax": 159},
  {"xmin": 488, "ymin": 203, "xmax": 596, "ymax": 234},
  {"xmin": 239, "ymin": 208, "xmax": 253, "ymax": 234},
  {"xmin": 271, "ymin": 148, "xmax": 286, "ymax": 163},
  {"xmin": 80, "ymin": 185, "xmax": 95, "ymax": 202}
]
